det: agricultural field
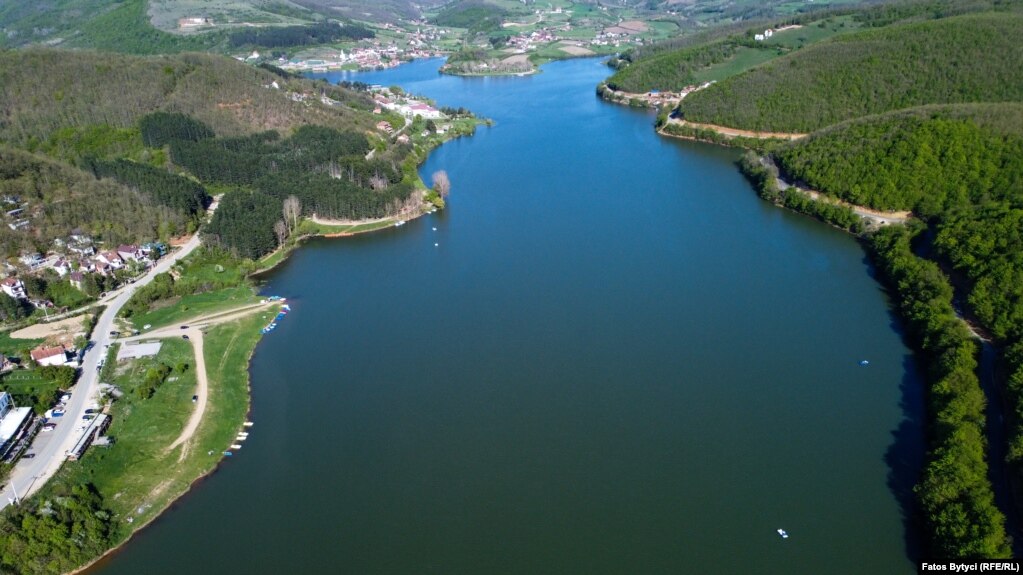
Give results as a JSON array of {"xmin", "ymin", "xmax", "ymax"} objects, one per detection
[{"xmin": 147, "ymin": 0, "xmax": 316, "ymax": 33}]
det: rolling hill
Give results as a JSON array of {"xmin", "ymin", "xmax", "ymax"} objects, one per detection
[{"xmin": 679, "ymin": 11, "xmax": 1023, "ymax": 132}]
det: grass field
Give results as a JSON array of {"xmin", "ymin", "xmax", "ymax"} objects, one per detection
[
  {"xmin": 0, "ymin": 332, "xmax": 43, "ymax": 358},
  {"xmin": 691, "ymin": 46, "xmax": 780, "ymax": 84},
  {"xmin": 130, "ymin": 286, "xmax": 259, "ymax": 330},
  {"xmin": 689, "ymin": 17, "xmax": 863, "ymax": 85}
]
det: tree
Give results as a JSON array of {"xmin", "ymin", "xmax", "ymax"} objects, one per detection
[
  {"xmin": 274, "ymin": 220, "xmax": 288, "ymax": 248},
  {"xmin": 283, "ymin": 195, "xmax": 301, "ymax": 234},
  {"xmin": 432, "ymin": 170, "xmax": 451, "ymax": 199}
]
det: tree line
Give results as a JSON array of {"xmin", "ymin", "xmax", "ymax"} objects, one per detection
[{"xmin": 228, "ymin": 21, "xmax": 373, "ymax": 49}]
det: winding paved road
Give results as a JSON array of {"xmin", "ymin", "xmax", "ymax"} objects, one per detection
[{"xmin": 1, "ymin": 233, "xmax": 205, "ymax": 509}]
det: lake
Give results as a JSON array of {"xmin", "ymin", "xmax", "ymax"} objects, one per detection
[{"xmin": 94, "ymin": 57, "xmax": 924, "ymax": 574}]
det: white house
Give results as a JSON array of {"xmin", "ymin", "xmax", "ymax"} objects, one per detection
[
  {"xmin": 19, "ymin": 253, "xmax": 43, "ymax": 270},
  {"xmin": 51, "ymin": 259, "xmax": 71, "ymax": 277},
  {"xmin": 96, "ymin": 251, "xmax": 124, "ymax": 269},
  {"xmin": 0, "ymin": 278, "xmax": 27, "ymax": 300},
  {"xmin": 30, "ymin": 345, "xmax": 70, "ymax": 367},
  {"xmin": 116, "ymin": 245, "xmax": 143, "ymax": 262}
]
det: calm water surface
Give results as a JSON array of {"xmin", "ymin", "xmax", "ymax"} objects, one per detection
[{"xmin": 95, "ymin": 58, "xmax": 923, "ymax": 574}]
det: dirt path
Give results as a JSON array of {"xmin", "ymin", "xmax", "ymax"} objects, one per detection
[
  {"xmin": 663, "ymin": 117, "xmax": 807, "ymax": 140},
  {"xmin": 11, "ymin": 315, "xmax": 89, "ymax": 339},
  {"xmin": 762, "ymin": 157, "xmax": 912, "ymax": 225},
  {"xmin": 308, "ymin": 214, "xmax": 392, "ymax": 227},
  {"xmin": 167, "ymin": 328, "xmax": 206, "ymax": 461},
  {"xmin": 120, "ymin": 301, "xmax": 277, "ymax": 459}
]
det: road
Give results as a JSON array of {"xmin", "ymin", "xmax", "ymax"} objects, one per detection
[{"xmin": 1, "ymin": 234, "xmax": 205, "ymax": 509}]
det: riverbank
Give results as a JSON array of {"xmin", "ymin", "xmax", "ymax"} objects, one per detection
[
  {"xmin": 68, "ymin": 308, "xmax": 270, "ymax": 575},
  {"xmin": 737, "ymin": 148, "xmax": 1013, "ymax": 558}
]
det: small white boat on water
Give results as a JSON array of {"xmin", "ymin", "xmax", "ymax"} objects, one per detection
[
  {"xmin": 395, "ymin": 220, "xmax": 406, "ymax": 227},
  {"xmin": 777, "ymin": 529, "xmax": 789, "ymax": 539}
]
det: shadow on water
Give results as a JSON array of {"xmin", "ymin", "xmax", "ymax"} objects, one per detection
[
  {"xmin": 863, "ymin": 252, "xmax": 927, "ymax": 561},
  {"xmin": 885, "ymin": 352, "xmax": 927, "ymax": 563}
]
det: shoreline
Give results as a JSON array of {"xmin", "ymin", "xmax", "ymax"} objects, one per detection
[
  {"xmin": 72, "ymin": 315, "xmax": 264, "ymax": 575},
  {"xmin": 59, "ymin": 97, "xmax": 477, "ymax": 575}
]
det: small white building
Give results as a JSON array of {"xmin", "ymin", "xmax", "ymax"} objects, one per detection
[
  {"xmin": 30, "ymin": 345, "xmax": 71, "ymax": 367},
  {"xmin": 0, "ymin": 277, "xmax": 27, "ymax": 300}
]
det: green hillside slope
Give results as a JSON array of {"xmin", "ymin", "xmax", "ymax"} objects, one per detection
[
  {"xmin": 680, "ymin": 12, "xmax": 1023, "ymax": 132},
  {"xmin": 0, "ymin": 49, "xmax": 373, "ymax": 147},
  {"xmin": 0, "ymin": 49, "xmax": 412, "ymax": 260}
]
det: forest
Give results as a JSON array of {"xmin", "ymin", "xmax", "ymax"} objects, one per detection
[
  {"xmin": 431, "ymin": 2, "xmax": 508, "ymax": 35},
  {"xmin": 869, "ymin": 225, "xmax": 1010, "ymax": 559},
  {"xmin": 146, "ymin": 117, "xmax": 413, "ymax": 258},
  {"xmin": 680, "ymin": 11, "xmax": 1023, "ymax": 132},
  {"xmin": 0, "ymin": 483, "xmax": 114, "ymax": 574},
  {"xmin": 0, "ymin": 147, "xmax": 196, "ymax": 256},
  {"xmin": 228, "ymin": 21, "xmax": 373, "ymax": 49},
  {"xmin": 0, "ymin": 50, "xmax": 374, "ymax": 148}
]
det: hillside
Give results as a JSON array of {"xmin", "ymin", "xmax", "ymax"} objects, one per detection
[
  {"xmin": 0, "ymin": 49, "xmax": 411, "ymax": 261},
  {"xmin": 0, "ymin": 146, "xmax": 201, "ymax": 256},
  {"xmin": 679, "ymin": 11, "xmax": 1023, "ymax": 132},
  {"xmin": 0, "ymin": 49, "xmax": 375, "ymax": 147},
  {"xmin": 0, "ymin": 0, "xmax": 225, "ymax": 53}
]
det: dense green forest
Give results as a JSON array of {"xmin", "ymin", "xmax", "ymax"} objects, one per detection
[
  {"xmin": 0, "ymin": 0, "xmax": 223, "ymax": 54},
  {"xmin": 680, "ymin": 11, "xmax": 1023, "ymax": 132},
  {"xmin": 869, "ymin": 225, "xmax": 1010, "ymax": 559},
  {"xmin": 0, "ymin": 483, "xmax": 114, "ymax": 574},
  {"xmin": 0, "ymin": 49, "xmax": 391, "ymax": 259},
  {"xmin": 431, "ymin": 1, "xmax": 508, "ymax": 35},
  {"xmin": 228, "ymin": 20, "xmax": 373, "ymax": 49},
  {"xmin": 169, "ymin": 121, "xmax": 415, "ymax": 258}
]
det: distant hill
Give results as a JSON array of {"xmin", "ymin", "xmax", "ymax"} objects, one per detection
[
  {"xmin": 680, "ymin": 11, "xmax": 1023, "ymax": 132},
  {"xmin": 290, "ymin": 0, "xmax": 448, "ymax": 24},
  {"xmin": 431, "ymin": 1, "xmax": 508, "ymax": 33},
  {"xmin": 0, "ymin": 0, "xmax": 225, "ymax": 53},
  {"xmin": 0, "ymin": 49, "xmax": 374, "ymax": 146}
]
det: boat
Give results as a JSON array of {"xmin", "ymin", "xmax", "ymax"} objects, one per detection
[
  {"xmin": 395, "ymin": 220, "xmax": 406, "ymax": 227},
  {"xmin": 223, "ymin": 451, "xmax": 234, "ymax": 456},
  {"xmin": 244, "ymin": 422, "xmax": 254, "ymax": 427},
  {"xmin": 230, "ymin": 444, "xmax": 242, "ymax": 449},
  {"xmin": 859, "ymin": 360, "xmax": 870, "ymax": 366},
  {"xmin": 777, "ymin": 529, "xmax": 789, "ymax": 539}
]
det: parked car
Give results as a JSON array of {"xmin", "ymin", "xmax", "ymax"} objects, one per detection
[
  {"xmin": 182, "ymin": 335, "xmax": 190, "ymax": 340},
  {"xmin": 109, "ymin": 330, "xmax": 119, "ymax": 336},
  {"xmin": 42, "ymin": 423, "xmax": 56, "ymax": 431},
  {"xmin": 180, "ymin": 325, "xmax": 189, "ymax": 329},
  {"xmin": 192, "ymin": 395, "xmax": 198, "ymax": 403},
  {"xmin": 22, "ymin": 453, "xmax": 35, "ymax": 459},
  {"xmin": 85, "ymin": 408, "xmax": 98, "ymax": 414},
  {"xmin": 83, "ymin": 414, "xmax": 95, "ymax": 420}
]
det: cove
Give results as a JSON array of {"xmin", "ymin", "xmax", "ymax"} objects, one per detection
[{"xmin": 92, "ymin": 58, "xmax": 924, "ymax": 574}]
